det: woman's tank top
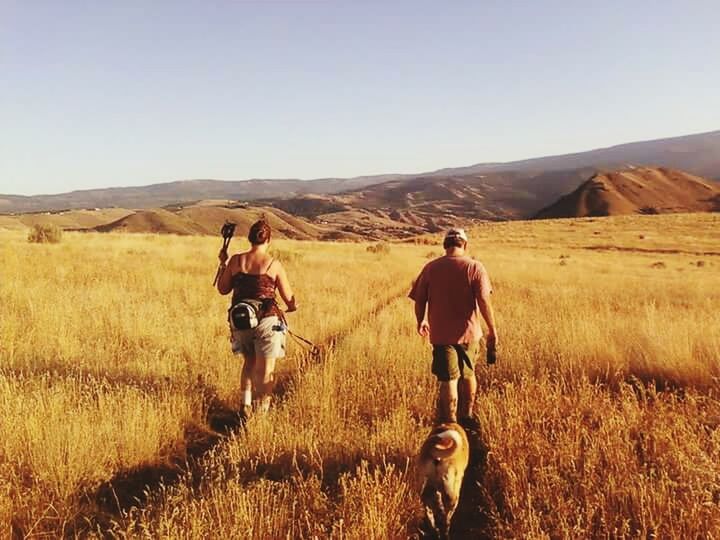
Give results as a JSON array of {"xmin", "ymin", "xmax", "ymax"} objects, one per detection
[{"xmin": 230, "ymin": 259, "xmax": 281, "ymax": 318}]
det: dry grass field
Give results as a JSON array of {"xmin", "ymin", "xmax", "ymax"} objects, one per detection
[{"xmin": 1, "ymin": 212, "xmax": 719, "ymax": 539}]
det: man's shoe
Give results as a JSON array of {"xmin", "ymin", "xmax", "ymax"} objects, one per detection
[{"xmin": 458, "ymin": 416, "xmax": 481, "ymax": 432}]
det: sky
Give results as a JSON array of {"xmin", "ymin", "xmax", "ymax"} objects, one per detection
[{"xmin": 1, "ymin": 1, "xmax": 719, "ymax": 196}]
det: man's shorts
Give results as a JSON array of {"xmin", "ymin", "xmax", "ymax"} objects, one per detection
[
  {"xmin": 431, "ymin": 342, "xmax": 479, "ymax": 381},
  {"xmin": 231, "ymin": 316, "xmax": 286, "ymax": 359}
]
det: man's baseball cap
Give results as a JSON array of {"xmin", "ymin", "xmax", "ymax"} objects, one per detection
[{"xmin": 444, "ymin": 228, "xmax": 468, "ymax": 242}]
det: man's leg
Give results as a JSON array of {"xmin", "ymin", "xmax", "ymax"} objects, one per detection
[
  {"xmin": 433, "ymin": 345, "xmax": 461, "ymax": 423},
  {"xmin": 457, "ymin": 342, "xmax": 479, "ymax": 421},
  {"xmin": 438, "ymin": 379, "xmax": 459, "ymax": 423},
  {"xmin": 457, "ymin": 373, "xmax": 477, "ymax": 420}
]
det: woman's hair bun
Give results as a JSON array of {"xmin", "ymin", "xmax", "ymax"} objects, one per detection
[{"xmin": 248, "ymin": 219, "xmax": 271, "ymax": 245}]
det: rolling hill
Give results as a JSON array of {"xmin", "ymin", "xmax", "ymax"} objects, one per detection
[
  {"xmin": 534, "ymin": 167, "xmax": 720, "ymax": 219},
  {"xmin": 2, "ymin": 130, "xmax": 719, "ymax": 215},
  {"xmin": 265, "ymin": 168, "xmax": 596, "ymax": 234},
  {"xmin": 93, "ymin": 205, "xmax": 330, "ymax": 240},
  {"xmin": 4, "ymin": 166, "xmax": 718, "ymax": 240},
  {"xmin": 0, "ymin": 208, "xmax": 134, "ymax": 231}
]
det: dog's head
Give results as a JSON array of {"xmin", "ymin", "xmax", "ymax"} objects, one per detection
[{"xmin": 422, "ymin": 422, "xmax": 469, "ymax": 462}]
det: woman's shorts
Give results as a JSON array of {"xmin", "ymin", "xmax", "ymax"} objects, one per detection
[{"xmin": 231, "ymin": 316, "xmax": 287, "ymax": 359}]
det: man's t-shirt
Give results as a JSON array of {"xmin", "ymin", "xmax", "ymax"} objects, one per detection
[{"xmin": 408, "ymin": 255, "xmax": 492, "ymax": 345}]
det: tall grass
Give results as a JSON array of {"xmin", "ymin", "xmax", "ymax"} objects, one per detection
[{"xmin": 0, "ymin": 213, "xmax": 718, "ymax": 538}]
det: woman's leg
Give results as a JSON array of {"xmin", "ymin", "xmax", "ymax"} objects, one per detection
[
  {"xmin": 241, "ymin": 356, "xmax": 255, "ymax": 413},
  {"xmin": 251, "ymin": 316, "xmax": 284, "ymax": 413},
  {"xmin": 252, "ymin": 356, "xmax": 277, "ymax": 412}
]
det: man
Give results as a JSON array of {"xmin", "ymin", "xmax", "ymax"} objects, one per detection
[{"xmin": 409, "ymin": 228, "xmax": 497, "ymax": 423}]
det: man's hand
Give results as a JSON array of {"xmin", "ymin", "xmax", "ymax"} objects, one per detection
[
  {"xmin": 417, "ymin": 320, "xmax": 430, "ymax": 338},
  {"xmin": 218, "ymin": 249, "xmax": 229, "ymax": 265},
  {"xmin": 486, "ymin": 331, "xmax": 498, "ymax": 365}
]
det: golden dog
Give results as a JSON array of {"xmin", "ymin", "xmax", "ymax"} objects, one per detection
[{"xmin": 419, "ymin": 422, "xmax": 470, "ymax": 539}]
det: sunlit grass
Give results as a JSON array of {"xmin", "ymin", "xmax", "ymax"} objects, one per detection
[{"xmin": 0, "ymin": 213, "xmax": 718, "ymax": 538}]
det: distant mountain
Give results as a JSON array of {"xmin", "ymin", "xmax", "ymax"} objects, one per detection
[
  {"xmin": 534, "ymin": 167, "xmax": 720, "ymax": 219},
  {"xmin": 426, "ymin": 129, "xmax": 720, "ymax": 179},
  {"xmin": 0, "ymin": 175, "xmax": 407, "ymax": 214},
  {"xmin": 4, "ymin": 167, "xmax": 717, "ymax": 240},
  {"xmin": 1, "ymin": 129, "xmax": 719, "ymax": 220}
]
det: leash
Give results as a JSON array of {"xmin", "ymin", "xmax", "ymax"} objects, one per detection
[
  {"xmin": 276, "ymin": 309, "xmax": 320, "ymax": 358},
  {"xmin": 286, "ymin": 328, "xmax": 321, "ymax": 357}
]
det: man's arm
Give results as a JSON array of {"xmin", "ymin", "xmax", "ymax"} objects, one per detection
[
  {"xmin": 478, "ymin": 293, "xmax": 497, "ymax": 345},
  {"xmin": 414, "ymin": 300, "xmax": 429, "ymax": 337},
  {"xmin": 409, "ymin": 267, "xmax": 430, "ymax": 338},
  {"xmin": 473, "ymin": 264, "xmax": 498, "ymax": 346}
]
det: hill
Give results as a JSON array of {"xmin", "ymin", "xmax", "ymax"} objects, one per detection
[
  {"xmin": 535, "ymin": 167, "xmax": 720, "ymax": 219},
  {"xmin": 0, "ymin": 208, "xmax": 134, "ymax": 231},
  {"xmin": 2, "ymin": 130, "xmax": 719, "ymax": 214},
  {"xmin": 4, "ymin": 166, "xmax": 718, "ymax": 240},
  {"xmin": 266, "ymin": 168, "xmax": 595, "ymax": 235},
  {"xmin": 93, "ymin": 204, "xmax": 330, "ymax": 240}
]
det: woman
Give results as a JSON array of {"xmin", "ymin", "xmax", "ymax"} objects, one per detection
[{"xmin": 217, "ymin": 219, "xmax": 297, "ymax": 415}]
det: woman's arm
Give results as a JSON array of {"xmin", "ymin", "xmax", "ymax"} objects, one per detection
[
  {"xmin": 216, "ymin": 254, "xmax": 236, "ymax": 295},
  {"xmin": 275, "ymin": 262, "xmax": 297, "ymax": 311}
]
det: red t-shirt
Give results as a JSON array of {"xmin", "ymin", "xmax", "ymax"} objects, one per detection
[{"xmin": 408, "ymin": 255, "xmax": 492, "ymax": 345}]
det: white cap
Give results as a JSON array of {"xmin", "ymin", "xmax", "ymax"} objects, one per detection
[{"xmin": 444, "ymin": 228, "xmax": 468, "ymax": 242}]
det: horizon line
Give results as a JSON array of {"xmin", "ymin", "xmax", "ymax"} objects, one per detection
[{"xmin": 4, "ymin": 127, "xmax": 718, "ymax": 198}]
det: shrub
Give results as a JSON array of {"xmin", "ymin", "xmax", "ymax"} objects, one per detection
[
  {"xmin": 366, "ymin": 242, "xmax": 390, "ymax": 254},
  {"xmin": 28, "ymin": 224, "xmax": 63, "ymax": 244},
  {"xmin": 270, "ymin": 248, "xmax": 302, "ymax": 265}
]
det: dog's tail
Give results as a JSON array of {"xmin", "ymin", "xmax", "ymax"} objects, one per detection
[{"xmin": 428, "ymin": 429, "xmax": 463, "ymax": 460}]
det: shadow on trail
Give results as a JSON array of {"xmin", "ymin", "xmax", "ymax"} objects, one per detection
[
  {"xmin": 63, "ymin": 288, "xmax": 409, "ymax": 537},
  {"xmin": 418, "ymin": 418, "xmax": 511, "ymax": 540},
  {"xmin": 250, "ymin": 446, "xmax": 413, "ymax": 496},
  {"xmin": 65, "ymin": 382, "xmax": 246, "ymax": 536}
]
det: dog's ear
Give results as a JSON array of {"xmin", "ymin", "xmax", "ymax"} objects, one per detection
[{"xmin": 431, "ymin": 435, "xmax": 455, "ymax": 451}]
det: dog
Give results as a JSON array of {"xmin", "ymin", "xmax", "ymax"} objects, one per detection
[{"xmin": 419, "ymin": 422, "xmax": 470, "ymax": 539}]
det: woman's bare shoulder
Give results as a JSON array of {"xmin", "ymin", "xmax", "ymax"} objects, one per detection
[
  {"xmin": 230, "ymin": 252, "xmax": 249, "ymax": 270},
  {"xmin": 267, "ymin": 257, "xmax": 285, "ymax": 278}
]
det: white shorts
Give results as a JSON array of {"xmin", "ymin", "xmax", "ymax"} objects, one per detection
[{"xmin": 231, "ymin": 316, "xmax": 287, "ymax": 359}]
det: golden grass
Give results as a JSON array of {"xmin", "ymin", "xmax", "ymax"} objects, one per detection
[{"xmin": 1, "ymin": 213, "xmax": 719, "ymax": 538}]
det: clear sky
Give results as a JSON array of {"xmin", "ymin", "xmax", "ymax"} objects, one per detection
[{"xmin": 2, "ymin": 0, "xmax": 718, "ymax": 195}]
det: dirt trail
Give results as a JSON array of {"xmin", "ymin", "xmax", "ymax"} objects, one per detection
[
  {"xmin": 61, "ymin": 286, "xmax": 411, "ymax": 538},
  {"xmin": 47, "ymin": 282, "xmax": 502, "ymax": 539}
]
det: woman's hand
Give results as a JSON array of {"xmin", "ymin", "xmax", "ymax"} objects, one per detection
[{"xmin": 285, "ymin": 296, "xmax": 298, "ymax": 312}]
